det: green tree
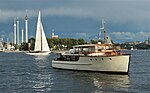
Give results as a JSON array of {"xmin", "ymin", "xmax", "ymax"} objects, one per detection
[
  {"xmin": 28, "ymin": 38, "xmax": 35, "ymax": 50},
  {"xmin": 19, "ymin": 42, "xmax": 28, "ymax": 51},
  {"xmin": 47, "ymin": 38, "xmax": 54, "ymax": 49},
  {"xmin": 90, "ymin": 40, "xmax": 98, "ymax": 44},
  {"xmin": 78, "ymin": 38, "xmax": 86, "ymax": 45}
]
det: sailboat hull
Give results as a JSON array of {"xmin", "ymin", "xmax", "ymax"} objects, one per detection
[{"xmin": 26, "ymin": 51, "xmax": 51, "ymax": 56}]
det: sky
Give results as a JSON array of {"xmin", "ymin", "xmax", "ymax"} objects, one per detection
[{"xmin": 0, "ymin": 0, "xmax": 150, "ymax": 43}]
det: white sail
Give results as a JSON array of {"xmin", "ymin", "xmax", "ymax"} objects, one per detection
[
  {"xmin": 41, "ymin": 22, "xmax": 50, "ymax": 51},
  {"xmin": 34, "ymin": 11, "xmax": 50, "ymax": 52}
]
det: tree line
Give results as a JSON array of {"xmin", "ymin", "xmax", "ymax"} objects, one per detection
[
  {"xmin": 19, "ymin": 38, "xmax": 87, "ymax": 51},
  {"xmin": 12, "ymin": 38, "xmax": 150, "ymax": 51}
]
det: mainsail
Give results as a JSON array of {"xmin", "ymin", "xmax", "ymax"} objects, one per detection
[{"xmin": 34, "ymin": 11, "xmax": 50, "ymax": 52}]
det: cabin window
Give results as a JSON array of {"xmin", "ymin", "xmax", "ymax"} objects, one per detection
[
  {"xmin": 109, "ymin": 58, "xmax": 112, "ymax": 60},
  {"xmin": 102, "ymin": 58, "xmax": 104, "ymax": 60},
  {"xmin": 90, "ymin": 59, "xmax": 92, "ymax": 61},
  {"xmin": 98, "ymin": 49, "xmax": 102, "ymax": 51},
  {"xmin": 95, "ymin": 58, "xmax": 97, "ymax": 61}
]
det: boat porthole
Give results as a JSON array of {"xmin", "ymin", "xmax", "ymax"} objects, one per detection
[
  {"xmin": 95, "ymin": 58, "xmax": 97, "ymax": 61},
  {"xmin": 109, "ymin": 58, "xmax": 112, "ymax": 60},
  {"xmin": 90, "ymin": 59, "xmax": 92, "ymax": 61},
  {"xmin": 102, "ymin": 58, "xmax": 104, "ymax": 60}
]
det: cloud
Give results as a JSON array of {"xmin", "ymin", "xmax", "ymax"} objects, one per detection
[
  {"xmin": 68, "ymin": 31, "xmax": 150, "ymax": 42},
  {"xmin": 75, "ymin": 32, "xmax": 90, "ymax": 38},
  {"xmin": 0, "ymin": 0, "xmax": 149, "ymax": 24},
  {"xmin": 0, "ymin": 8, "xmax": 95, "ymax": 22},
  {"xmin": 111, "ymin": 32, "xmax": 134, "ymax": 40},
  {"xmin": 60, "ymin": 32, "xmax": 91, "ymax": 38},
  {"xmin": 43, "ymin": 8, "xmax": 95, "ymax": 18},
  {"xmin": 0, "ymin": 0, "xmax": 149, "ymax": 43},
  {"xmin": 0, "ymin": 10, "xmax": 37, "ymax": 22},
  {"xmin": 111, "ymin": 32, "xmax": 150, "ymax": 42}
]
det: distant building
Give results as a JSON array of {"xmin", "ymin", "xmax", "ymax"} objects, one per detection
[
  {"xmin": 125, "ymin": 41, "xmax": 141, "ymax": 45},
  {"xmin": 52, "ymin": 29, "xmax": 58, "ymax": 38},
  {"xmin": 145, "ymin": 37, "xmax": 150, "ymax": 44},
  {"xmin": 134, "ymin": 41, "xmax": 142, "ymax": 45},
  {"xmin": 6, "ymin": 44, "xmax": 15, "ymax": 51}
]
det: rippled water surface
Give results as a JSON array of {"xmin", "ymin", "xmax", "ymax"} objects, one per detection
[{"xmin": 0, "ymin": 50, "xmax": 149, "ymax": 93}]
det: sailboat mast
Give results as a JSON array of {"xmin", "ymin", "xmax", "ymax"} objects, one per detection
[
  {"xmin": 102, "ymin": 19, "xmax": 106, "ymax": 43},
  {"xmin": 39, "ymin": 11, "xmax": 43, "ymax": 51}
]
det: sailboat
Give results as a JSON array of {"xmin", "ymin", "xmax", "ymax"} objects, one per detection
[
  {"xmin": 0, "ymin": 40, "xmax": 4, "ymax": 52},
  {"xmin": 27, "ymin": 11, "xmax": 51, "ymax": 55}
]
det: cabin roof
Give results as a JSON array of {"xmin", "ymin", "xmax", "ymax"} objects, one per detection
[
  {"xmin": 73, "ymin": 44, "xmax": 96, "ymax": 48},
  {"xmin": 73, "ymin": 44, "xmax": 113, "ymax": 48}
]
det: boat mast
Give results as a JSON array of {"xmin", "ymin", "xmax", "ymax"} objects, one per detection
[
  {"xmin": 39, "ymin": 11, "xmax": 43, "ymax": 51},
  {"xmin": 100, "ymin": 19, "xmax": 106, "ymax": 43}
]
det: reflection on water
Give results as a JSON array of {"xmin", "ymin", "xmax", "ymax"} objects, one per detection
[
  {"xmin": 50, "ymin": 69, "xmax": 130, "ymax": 93},
  {"xmin": 92, "ymin": 74, "xmax": 130, "ymax": 92},
  {"xmin": 32, "ymin": 73, "xmax": 53, "ymax": 92},
  {"xmin": 1, "ymin": 51, "xmax": 149, "ymax": 93},
  {"xmin": 30, "ymin": 55, "xmax": 53, "ymax": 92}
]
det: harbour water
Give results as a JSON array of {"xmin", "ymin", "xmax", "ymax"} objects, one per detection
[{"xmin": 0, "ymin": 50, "xmax": 149, "ymax": 93}]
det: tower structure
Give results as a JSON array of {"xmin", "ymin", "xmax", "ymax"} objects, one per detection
[
  {"xmin": 16, "ymin": 17, "xmax": 20, "ymax": 45},
  {"xmin": 52, "ymin": 29, "xmax": 58, "ymax": 38},
  {"xmin": 22, "ymin": 28, "xmax": 24, "ymax": 43},
  {"xmin": 14, "ymin": 18, "xmax": 17, "ymax": 44},
  {"xmin": 52, "ymin": 29, "xmax": 55, "ymax": 38},
  {"xmin": 25, "ymin": 15, "xmax": 28, "ymax": 43}
]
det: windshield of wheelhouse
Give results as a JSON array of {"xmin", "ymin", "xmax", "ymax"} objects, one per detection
[{"xmin": 74, "ymin": 46, "xmax": 95, "ymax": 54}]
